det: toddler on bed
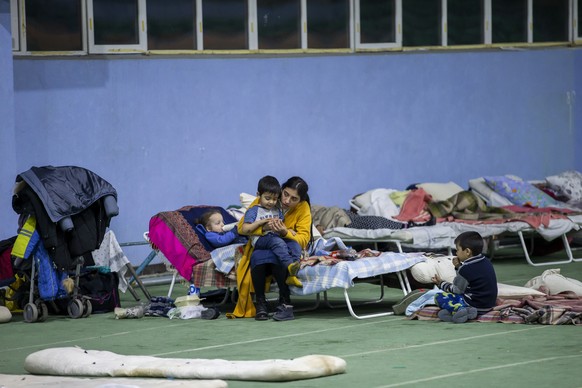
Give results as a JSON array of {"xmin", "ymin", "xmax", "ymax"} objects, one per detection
[
  {"xmin": 240, "ymin": 175, "xmax": 303, "ymax": 287},
  {"xmin": 195, "ymin": 209, "xmax": 246, "ymax": 249},
  {"xmin": 431, "ymin": 231, "xmax": 498, "ymax": 323}
]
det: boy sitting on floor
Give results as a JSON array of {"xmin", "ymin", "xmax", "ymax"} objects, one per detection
[{"xmin": 431, "ymin": 231, "xmax": 498, "ymax": 323}]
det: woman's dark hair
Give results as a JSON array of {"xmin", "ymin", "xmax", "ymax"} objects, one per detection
[
  {"xmin": 454, "ymin": 231, "xmax": 484, "ymax": 255},
  {"xmin": 257, "ymin": 175, "xmax": 282, "ymax": 196},
  {"xmin": 282, "ymin": 176, "xmax": 310, "ymax": 205},
  {"xmin": 282, "ymin": 176, "xmax": 313, "ymax": 245}
]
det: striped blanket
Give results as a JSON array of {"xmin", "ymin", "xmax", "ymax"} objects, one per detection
[
  {"xmin": 212, "ymin": 246, "xmax": 427, "ymax": 296},
  {"xmin": 291, "ymin": 251, "xmax": 426, "ymax": 296}
]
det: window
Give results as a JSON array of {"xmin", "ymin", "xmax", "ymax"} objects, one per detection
[
  {"xmin": 10, "ymin": 0, "xmax": 579, "ymax": 56},
  {"xmin": 491, "ymin": 0, "xmax": 527, "ymax": 44},
  {"xmin": 257, "ymin": 0, "xmax": 300, "ymax": 50},
  {"xmin": 147, "ymin": 0, "xmax": 197, "ymax": 50},
  {"xmin": 87, "ymin": 0, "xmax": 147, "ymax": 54},
  {"xmin": 16, "ymin": 0, "xmax": 85, "ymax": 54},
  {"xmin": 356, "ymin": 0, "xmax": 401, "ymax": 49},
  {"xmin": 532, "ymin": 0, "xmax": 569, "ymax": 42},
  {"xmin": 447, "ymin": 0, "xmax": 484, "ymax": 46},
  {"xmin": 402, "ymin": 0, "xmax": 441, "ymax": 47},
  {"xmin": 203, "ymin": 0, "xmax": 248, "ymax": 50},
  {"xmin": 307, "ymin": 0, "xmax": 350, "ymax": 49}
]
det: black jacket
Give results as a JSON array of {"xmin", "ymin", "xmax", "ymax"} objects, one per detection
[{"xmin": 12, "ymin": 166, "xmax": 117, "ymax": 271}]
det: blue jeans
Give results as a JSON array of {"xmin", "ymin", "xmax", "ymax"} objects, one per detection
[{"xmin": 254, "ymin": 233, "xmax": 301, "ymax": 268}]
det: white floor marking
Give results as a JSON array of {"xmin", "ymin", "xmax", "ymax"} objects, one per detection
[
  {"xmin": 151, "ymin": 318, "xmax": 401, "ymax": 356},
  {"xmin": 374, "ymin": 353, "xmax": 582, "ymax": 388},
  {"xmin": 340, "ymin": 325, "xmax": 548, "ymax": 358},
  {"xmin": 1, "ymin": 317, "xmax": 399, "ymax": 355}
]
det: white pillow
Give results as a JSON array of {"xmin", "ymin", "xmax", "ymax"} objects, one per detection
[
  {"xmin": 350, "ymin": 188, "xmax": 399, "ymax": 218},
  {"xmin": 409, "ymin": 256, "xmax": 457, "ymax": 284},
  {"xmin": 468, "ymin": 177, "xmax": 514, "ymax": 207},
  {"xmin": 0, "ymin": 306, "xmax": 11, "ymax": 323},
  {"xmin": 239, "ymin": 192, "xmax": 256, "ymax": 209},
  {"xmin": 417, "ymin": 182, "xmax": 465, "ymax": 202},
  {"xmin": 497, "ymin": 283, "xmax": 545, "ymax": 298},
  {"xmin": 524, "ymin": 268, "xmax": 582, "ymax": 296},
  {"xmin": 546, "ymin": 170, "xmax": 582, "ymax": 202}
]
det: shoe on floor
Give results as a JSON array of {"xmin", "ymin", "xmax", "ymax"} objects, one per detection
[
  {"xmin": 254, "ymin": 298, "xmax": 270, "ymax": 321},
  {"xmin": 273, "ymin": 304, "xmax": 294, "ymax": 321},
  {"xmin": 392, "ymin": 289, "xmax": 426, "ymax": 315},
  {"xmin": 466, "ymin": 307, "xmax": 478, "ymax": 321}
]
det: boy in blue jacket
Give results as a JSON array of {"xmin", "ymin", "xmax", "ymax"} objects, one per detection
[{"xmin": 431, "ymin": 231, "xmax": 498, "ymax": 323}]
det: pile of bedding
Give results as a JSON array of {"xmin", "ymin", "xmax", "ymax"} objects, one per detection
[{"xmin": 320, "ymin": 171, "xmax": 582, "ymax": 251}]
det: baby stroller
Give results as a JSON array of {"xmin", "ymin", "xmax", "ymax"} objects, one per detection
[{"xmin": 11, "ymin": 165, "xmax": 119, "ymax": 323}]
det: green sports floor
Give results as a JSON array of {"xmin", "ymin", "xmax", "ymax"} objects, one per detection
[{"xmin": 1, "ymin": 251, "xmax": 582, "ymax": 388}]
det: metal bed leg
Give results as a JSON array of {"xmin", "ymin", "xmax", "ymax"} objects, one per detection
[
  {"xmin": 562, "ymin": 233, "xmax": 582, "ymax": 262},
  {"xmin": 323, "ymin": 276, "xmax": 385, "ymax": 309},
  {"xmin": 125, "ymin": 263, "xmax": 152, "ymax": 300},
  {"xmin": 127, "ymin": 250, "xmax": 157, "ymax": 284},
  {"xmin": 519, "ymin": 231, "xmax": 573, "ymax": 266},
  {"xmin": 343, "ymin": 288, "xmax": 394, "ymax": 320},
  {"xmin": 294, "ymin": 292, "xmax": 321, "ymax": 313}
]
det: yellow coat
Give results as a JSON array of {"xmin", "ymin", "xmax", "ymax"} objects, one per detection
[{"xmin": 226, "ymin": 199, "xmax": 312, "ymax": 318}]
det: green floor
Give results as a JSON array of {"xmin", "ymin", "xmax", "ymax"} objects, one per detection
[{"xmin": 1, "ymin": 253, "xmax": 582, "ymax": 388}]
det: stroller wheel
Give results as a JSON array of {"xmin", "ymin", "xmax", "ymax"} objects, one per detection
[
  {"xmin": 23, "ymin": 303, "xmax": 39, "ymax": 323},
  {"xmin": 36, "ymin": 300, "xmax": 49, "ymax": 322},
  {"xmin": 68, "ymin": 299, "xmax": 84, "ymax": 319},
  {"xmin": 82, "ymin": 299, "xmax": 92, "ymax": 318}
]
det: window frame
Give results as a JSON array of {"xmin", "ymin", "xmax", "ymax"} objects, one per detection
[
  {"xmin": 576, "ymin": 0, "xmax": 582, "ymax": 43},
  {"xmin": 87, "ymin": 0, "xmax": 147, "ymax": 54},
  {"xmin": 12, "ymin": 0, "xmax": 87, "ymax": 56},
  {"xmin": 354, "ymin": 0, "xmax": 402, "ymax": 51},
  {"xmin": 10, "ymin": 0, "xmax": 19, "ymax": 51},
  {"xmin": 444, "ymin": 0, "xmax": 486, "ymax": 47},
  {"xmin": 145, "ymin": 0, "xmax": 199, "ymax": 52}
]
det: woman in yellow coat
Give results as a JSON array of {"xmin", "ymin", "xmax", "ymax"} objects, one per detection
[{"xmin": 227, "ymin": 176, "xmax": 312, "ymax": 320}]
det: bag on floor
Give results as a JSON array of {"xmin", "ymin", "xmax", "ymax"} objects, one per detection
[{"xmin": 78, "ymin": 270, "xmax": 120, "ymax": 313}]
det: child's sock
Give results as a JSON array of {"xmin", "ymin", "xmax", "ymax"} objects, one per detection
[
  {"xmin": 285, "ymin": 275, "xmax": 303, "ymax": 288},
  {"xmin": 287, "ymin": 261, "xmax": 301, "ymax": 277}
]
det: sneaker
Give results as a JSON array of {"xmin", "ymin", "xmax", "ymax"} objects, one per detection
[
  {"xmin": 201, "ymin": 307, "xmax": 220, "ymax": 320},
  {"xmin": 437, "ymin": 308, "xmax": 454, "ymax": 322},
  {"xmin": 451, "ymin": 308, "xmax": 469, "ymax": 323},
  {"xmin": 466, "ymin": 307, "xmax": 478, "ymax": 320},
  {"xmin": 272, "ymin": 304, "xmax": 294, "ymax": 321},
  {"xmin": 392, "ymin": 289, "xmax": 426, "ymax": 315},
  {"xmin": 114, "ymin": 305, "xmax": 144, "ymax": 319}
]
